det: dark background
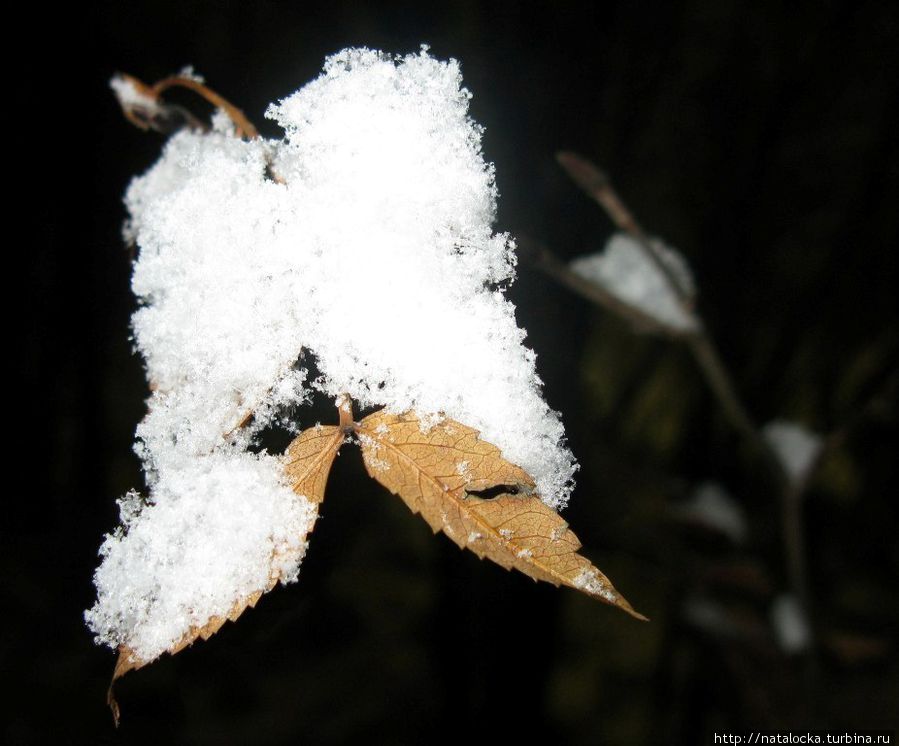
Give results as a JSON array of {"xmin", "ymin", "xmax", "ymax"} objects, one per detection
[{"xmin": 11, "ymin": 1, "xmax": 897, "ymax": 743}]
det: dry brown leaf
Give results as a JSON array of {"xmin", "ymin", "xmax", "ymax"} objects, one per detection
[
  {"xmin": 107, "ymin": 403, "xmax": 646, "ymax": 725},
  {"xmin": 107, "ymin": 424, "xmax": 345, "ymax": 725},
  {"xmin": 283, "ymin": 424, "xmax": 345, "ymax": 505},
  {"xmin": 356, "ymin": 410, "xmax": 646, "ymax": 620}
]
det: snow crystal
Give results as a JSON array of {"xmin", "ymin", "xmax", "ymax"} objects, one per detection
[
  {"xmin": 763, "ymin": 420, "xmax": 822, "ymax": 484},
  {"xmin": 570, "ymin": 233, "xmax": 698, "ymax": 332},
  {"xmin": 88, "ymin": 47, "xmax": 578, "ymax": 657}
]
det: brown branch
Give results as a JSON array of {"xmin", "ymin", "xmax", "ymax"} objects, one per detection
[
  {"xmin": 150, "ymin": 75, "xmax": 258, "ymax": 139},
  {"xmin": 556, "ymin": 151, "xmax": 645, "ymax": 237},
  {"xmin": 113, "ymin": 72, "xmax": 258, "ymax": 139},
  {"xmin": 337, "ymin": 394, "xmax": 355, "ymax": 433},
  {"xmin": 548, "ymin": 152, "xmax": 818, "ymax": 640},
  {"xmin": 113, "ymin": 73, "xmax": 206, "ymax": 135},
  {"xmin": 684, "ymin": 333, "xmax": 784, "ymax": 481},
  {"xmin": 553, "ymin": 151, "xmax": 786, "ymax": 479}
]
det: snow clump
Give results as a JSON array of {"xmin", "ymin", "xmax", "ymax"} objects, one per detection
[{"xmin": 87, "ymin": 47, "xmax": 577, "ymax": 662}]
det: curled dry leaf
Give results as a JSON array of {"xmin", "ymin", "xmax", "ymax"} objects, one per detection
[
  {"xmin": 356, "ymin": 410, "xmax": 646, "ymax": 620},
  {"xmin": 107, "ymin": 424, "xmax": 344, "ymax": 725}
]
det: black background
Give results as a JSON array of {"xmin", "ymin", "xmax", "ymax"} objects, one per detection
[{"xmin": 11, "ymin": 1, "xmax": 898, "ymax": 743}]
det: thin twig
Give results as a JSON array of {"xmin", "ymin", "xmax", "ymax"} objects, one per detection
[
  {"xmin": 113, "ymin": 72, "xmax": 259, "ymax": 139},
  {"xmin": 150, "ymin": 76, "xmax": 259, "ymax": 139},
  {"xmin": 684, "ymin": 333, "xmax": 783, "ymax": 478},
  {"xmin": 552, "ymin": 151, "xmax": 787, "ymax": 480},
  {"xmin": 113, "ymin": 73, "xmax": 206, "ymax": 134}
]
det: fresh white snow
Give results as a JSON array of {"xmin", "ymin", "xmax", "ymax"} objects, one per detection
[{"xmin": 87, "ymin": 47, "xmax": 577, "ymax": 661}]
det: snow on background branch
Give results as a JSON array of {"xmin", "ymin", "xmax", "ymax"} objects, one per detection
[{"xmin": 570, "ymin": 232, "xmax": 698, "ymax": 333}]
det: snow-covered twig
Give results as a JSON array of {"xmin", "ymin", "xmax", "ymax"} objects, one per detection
[
  {"xmin": 545, "ymin": 151, "xmax": 787, "ymax": 485},
  {"xmin": 537, "ymin": 151, "xmax": 833, "ymax": 639}
]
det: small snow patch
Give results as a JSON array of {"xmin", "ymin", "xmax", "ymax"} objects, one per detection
[
  {"xmin": 570, "ymin": 232, "xmax": 697, "ymax": 332},
  {"xmin": 573, "ymin": 568, "xmax": 616, "ymax": 602},
  {"xmin": 770, "ymin": 594, "xmax": 811, "ymax": 654},
  {"xmin": 763, "ymin": 420, "xmax": 822, "ymax": 484}
]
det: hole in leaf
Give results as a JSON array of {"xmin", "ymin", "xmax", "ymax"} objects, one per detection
[{"xmin": 465, "ymin": 484, "xmax": 521, "ymax": 500}]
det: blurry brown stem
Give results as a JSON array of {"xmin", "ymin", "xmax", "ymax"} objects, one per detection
[
  {"xmin": 684, "ymin": 333, "xmax": 784, "ymax": 480},
  {"xmin": 556, "ymin": 151, "xmax": 644, "ymax": 238}
]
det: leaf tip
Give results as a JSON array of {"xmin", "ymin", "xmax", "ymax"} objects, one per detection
[
  {"xmin": 571, "ymin": 566, "xmax": 648, "ymax": 621},
  {"xmin": 589, "ymin": 585, "xmax": 649, "ymax": 621},
  {"xmin": 107, "ymin": 684, "xmax": 121, "ymax": 728},
  {"xmin": 107, "ymin": 646, "xmax": 141, "ymax": 727},
  {"xmin": 615, "ymin": 596, "xmax": 650, "ymax": 622}
]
